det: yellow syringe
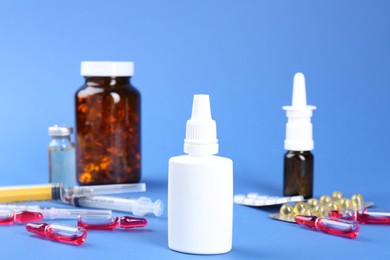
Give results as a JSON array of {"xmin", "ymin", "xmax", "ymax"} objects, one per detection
[{"xmin": 0, "ymin": 183, "xmax": 146, "ymax": 203}]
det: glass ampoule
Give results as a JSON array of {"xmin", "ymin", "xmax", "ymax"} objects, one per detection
[
  {"xmin": 77, "ymin": 214, "xmax": 147, "ymax": 230},
  {"xmin": 26, "ymin": 223, "xmax": 87, "ymax": 245},
  {"xmin": 294, "ymin": 215, "xmax": 360, "ymax": 238}
]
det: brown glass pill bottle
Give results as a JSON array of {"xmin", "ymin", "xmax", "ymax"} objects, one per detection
[
  {"xmin": 282, "ymin": 73, "xmax": 316, "ymax": 199},
  {"xmin": 75, "ymin": 61, "xmax": 141, "ymax": 185}
]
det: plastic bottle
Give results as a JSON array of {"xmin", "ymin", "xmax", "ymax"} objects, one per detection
[
  {"xmin": 48, "ymin": 125, "xmax": 76, "ymax": 188},
  {"xmin": 282, "ymin": 73, "xmax": 316, "ymax": 199},
  {"xmin": 168, "ymin": 94, "xmax": 233, "ymax": 254},
  {"xmin": 75, "ymin": 61, "xmax": 141, "ymax": 185}
]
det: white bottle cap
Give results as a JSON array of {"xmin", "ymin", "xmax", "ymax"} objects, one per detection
[
  {"xmin": 282, "ymin": 73, "xmax": 316, "ymax": 151},
  {"xmin": 80, "ymin": 61, "xmax": 134, "ymax": 77},
  {"xmin": 184, "ymin": 94, "xmax": 219, "ymax": 155},
  {"xmin": 48, "ymin": 125, "xmax": 73, "ymax": 137}
]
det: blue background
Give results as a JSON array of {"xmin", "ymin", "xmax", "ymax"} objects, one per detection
[{"xmin": 0, "ymin": 0, "xmax": 390, "ymax": 259}]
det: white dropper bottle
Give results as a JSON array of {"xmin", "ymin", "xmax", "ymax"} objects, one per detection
[
  {"xmin": 282, "ymin": 73, "xmax": 316, "ymax": 199},
  {"xmin": 168, "ymin": 94, "xmax": 233, "ymax": 254}
]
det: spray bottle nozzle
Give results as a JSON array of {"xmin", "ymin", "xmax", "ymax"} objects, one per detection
[
  {"xmin": 292, "ymin": 72, "xmax": 307, "ymax": 108},
  {"xmin": 283, "ymin": 73, "xmax": 317, "ymax": 151}
]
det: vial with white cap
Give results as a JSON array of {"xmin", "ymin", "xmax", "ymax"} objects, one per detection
[
  {"xmin": 48, "ymin": 125, "xmax": 76, "ymax": 188},
  {"xmin": 282, "ymin": 73, "xmax": 316, "ymax": 199},
  {"xmin": 168, "ymin": 94, "xmax": 233, "ymax": 254}
]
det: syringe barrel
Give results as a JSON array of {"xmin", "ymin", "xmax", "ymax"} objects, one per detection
[
  {"xmin": 72, "ymin": 196, "xmax": 136, "ymax": 213},
  {"xmin": 71, "ymin": 196, "xmax": 163, "ymax": 217},
  {"xmin": 42, "ymin": 207, "xmax": 112, "ymax": 219},
  {"xmin": 65, "ymin": 183, "xmax": 146, "ymax": 199}
]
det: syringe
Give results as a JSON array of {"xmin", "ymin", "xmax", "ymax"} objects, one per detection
[
  {"xmin": 0, "ymin": 204, "xmax": 41, "ymax": 212},
  {"xmin": 69, "ymin": 196, "xmax": 163, "ymax": 217},
  {"xmin": 0, "ymin": 183, "xmax": 146, "ymax": 203}
]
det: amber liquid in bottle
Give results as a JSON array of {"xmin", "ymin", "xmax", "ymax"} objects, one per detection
[
  {"xmin": 76, "ymin": 77, "xmax": 141, "ymax": 185},
  {"xmin": 283, "ymin": 150, "xmax": 313, "ymax": 199}
]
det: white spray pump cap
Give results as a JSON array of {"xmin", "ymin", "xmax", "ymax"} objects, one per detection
[
  {"xmin": 184, "ymin": 94, "xmax": 218, "ymax": 155},
  {"xmin": 283, "ymin": 73, "xmax": 316, "ymax": 151}
]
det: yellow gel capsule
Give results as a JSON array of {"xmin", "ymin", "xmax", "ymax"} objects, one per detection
[
  {"xmin": 312, "ymin": 205, "xmax": 326, "ymax": 217},
  {"xmin": 293, "ymin": 202, "xmax": 307, "ymax": 215},
  {"xmin": 339, "ymin": 198, "xmax": 352, "ymax": 209},
  {"xmin": 301, "ymin": 209, "xmax": 312, "ymax": 216},
  {"xmin": 280, "ymin": 204, "xmax": 294, "ymax": 218},
  {"xmin": 327, "ymin": 201, "xmax": 340, "ymax": 211},
  {"xmin": 351, "ymin": 194, "xmax": 364, "ymax": 209},
  {"xmin": 319, "ymin": 195, "xmax": 332, "ymax": 205},
  {"xmin": 332, "ymin": 191, "xmax": 343, "ymax": 201},
  {"xmin": 307, "ymin": 198, "xmax": 319, "ymax": 208}
]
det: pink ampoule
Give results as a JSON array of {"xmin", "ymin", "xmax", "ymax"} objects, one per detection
[
  {"xmin": 26, "ymin": 223, "xmax": 87, "ymax": 245},
  {"xmin": 0, "ymin": 209, "xmax": 43, "ymax": 225},
  {"xmin": 119, "ymin": 216, "xmax": 148, "ymax": 229},
  {"xmin": 357, "ymin": 209, "xmax": 390, "ymax": 224},
  {"xmin": 0, "ymin": 210, "xmax": 43, "ymax": 225},
  {"xmin": 14, "ymin": 211, "xmax": 44, "ymax": 223},
  {"xmin": 328, "ymin": 209, "xmax": 357, "ymax": 221},
  {"xmin": 77, "ymin": 214, "xmax": 147, "ymax": 230},
  {"xmin": 78, "ymin": 215, "xmax": 119, "ymax": 230},
  {"xmin": 0, "ymin": 209, "xmax": 14, "ymax": 225},
  {"xmin": 329, "ymin": 208, "xmax": 390, "ymax": 224},
  {"xmin": 294, "ymin": 215, "xmax": 360, "ymax": 238}
]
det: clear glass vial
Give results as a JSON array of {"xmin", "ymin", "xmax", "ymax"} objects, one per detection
[{"xmin": 48, "ymin": 125, "xmax": 76, "ymax": 188}]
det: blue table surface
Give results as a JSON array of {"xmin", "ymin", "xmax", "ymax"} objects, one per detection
[{"xmin": 1, "ymin": 172, "xmax": 390, "ymax": 260}]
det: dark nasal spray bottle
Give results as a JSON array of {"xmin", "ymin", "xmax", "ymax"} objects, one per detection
[{"xmin": 282, "ymin": 73, "xmax": 316, "ymax": 199}]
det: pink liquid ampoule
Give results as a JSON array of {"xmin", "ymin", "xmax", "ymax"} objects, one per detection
[
  {"xmin": 14, "ymin": 211, "xmax": 44, "ymax": 223},
  {"xmin": 77, "ymin": 214, "xmax": 147, "ymax": 230},
  {"xmin": 330, "ymin": 208, "xmax": 390, "ymax": 224},
  {"xmin": 0, "ymin": 210, "xmax": 43, "ymax": 225},
  {"xmin": 357, "ymin": 209, "xmax": 390, "ymax": 224},
  {"xmin": 26, "ymin": 223, "xmax": 87, "ymax": 245},
  {"xmin": 0, "ymin": 209, "xmax": 14, "ymax": 225},
  {"xmin": 294, "ymin": 215, "xmax": 360, "ymax": 238}
]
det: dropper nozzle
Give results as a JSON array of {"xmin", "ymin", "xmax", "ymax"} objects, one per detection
[
  {"xmin": 184, "ymin": 94, "xmax": 218, "ymax": 155},
  {"xmin": 191, "ymin": 95, "xmax": 212, "ymax": 120}
]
